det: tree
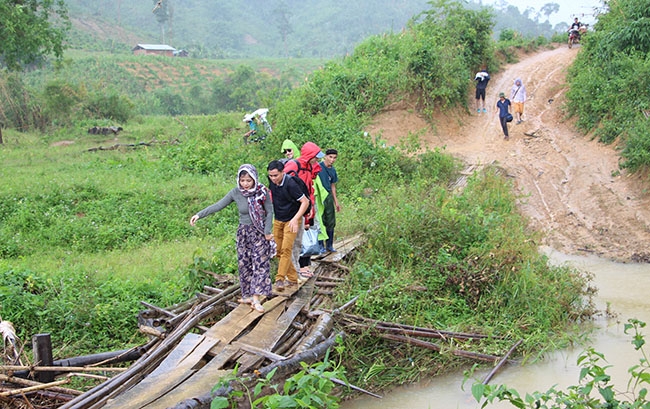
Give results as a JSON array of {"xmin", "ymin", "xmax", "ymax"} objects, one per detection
[
  {"xmin": 0, "ymin": 0, "xmax": 70, "ymax": 71},
  {"xmin": 274, "ymin": 2, "xmax": 293, "ymax": 58},
  {"xmin": 540, "ymin": 3, "xmax": 560, "ymax": 23}
]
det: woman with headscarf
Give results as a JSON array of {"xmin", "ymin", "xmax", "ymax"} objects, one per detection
[{"xmin": 190, "ymin": 164, "xmax": 275, "ymax": 313}]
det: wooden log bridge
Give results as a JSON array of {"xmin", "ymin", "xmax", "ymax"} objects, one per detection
[
  {"xmin": 57, "ymin": 234, "xmax": 365, "ymax": 409},
  {"xmin": 2, "ymin": 234, "xmax": 521, "ymax": 408}
]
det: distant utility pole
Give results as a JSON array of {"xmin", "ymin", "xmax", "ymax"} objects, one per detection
[
  {"xmin": 168, "ymin": 2, "xmax": 174, "ymax": 46},
  {"xmin": 274, "ymin": 3, "xmax": 293, "ymax": 58},
  {"xmin": 153, "ymin": 0, "xmax": 170, "ymax": 44}
]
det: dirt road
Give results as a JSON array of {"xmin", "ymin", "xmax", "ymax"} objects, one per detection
[{"xmin": 367, "ymin": 46, "xmax": 650, "ymax": 262}]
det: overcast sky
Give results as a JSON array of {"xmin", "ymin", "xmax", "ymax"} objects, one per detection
[{"xmin": 486, "ymin": 0, "xmax": 605, "ymax": 26}]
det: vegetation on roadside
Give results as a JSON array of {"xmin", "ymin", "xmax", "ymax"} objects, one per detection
[
  {"xmin": 0, "ymin": 0, "xmax": 598, "ymax": 399},
  {"xmin": 566, "ymin": 0, "xmax": 650, "ymax": 172}
]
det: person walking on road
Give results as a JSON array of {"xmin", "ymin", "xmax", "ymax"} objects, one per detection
[
  {"xmin": 267, "ymin": 160, "xmax": 310, "ymax": 291},
  {"xmin": 190, "ymin": 164, "xmax": 275, "ymax": 313},
  {"xmin": 496, "ymin": 92, "xmax": 512, "ymax": 140},
  {"xmin": 510, "ymin": 78, "xmax": 526, "ymax": 124},
  {"xmin": 474, "ymin": 68, "xmax": 490, "ymax": 113}
]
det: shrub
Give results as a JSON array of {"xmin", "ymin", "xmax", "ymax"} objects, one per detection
[
  {"xmin": 83, "ymin": 91, "xmax": 134, "ymax": 122},
  {"xmin": 472, "ymin": 319, "xmax": 650, "ymax": 409}
]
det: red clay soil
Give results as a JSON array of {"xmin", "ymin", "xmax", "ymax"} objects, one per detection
[{"xmin": 366, "ymin": 45, "xmax": 650, "ymax": 262}]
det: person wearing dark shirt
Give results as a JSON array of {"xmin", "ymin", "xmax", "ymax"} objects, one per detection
[
  {"xmin": 495, "ymin": 92, "xmax": 512, "ymax": 140},
  {"xmin": 267, "ymin": 160, "xmax": 309, "ymax": 290},
  {"xmin": 474, "ymin": 68, "xmax": 490, "ymax": 113}
]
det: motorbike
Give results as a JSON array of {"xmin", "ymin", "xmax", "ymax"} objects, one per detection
[{"xmin": 568, "ymin": 28, "xmax": 580, "ymax": 48}]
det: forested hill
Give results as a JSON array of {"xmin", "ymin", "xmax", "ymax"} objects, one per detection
[{"xmin": 65, "ymin": 0, "xmax": 564, "ymax": 59}]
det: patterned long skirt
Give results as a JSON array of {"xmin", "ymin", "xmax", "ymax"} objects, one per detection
[{"xmin": 236, "ymin": 224, "xmax": 273, "ymax": 298}]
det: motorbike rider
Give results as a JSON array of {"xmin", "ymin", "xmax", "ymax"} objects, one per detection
[{"xmin": 569, "ymin": 17, "xmax": 582, "ymax": 41}]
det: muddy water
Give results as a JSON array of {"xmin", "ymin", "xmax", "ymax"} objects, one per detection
[{"xmin": 341, "ymin": 247, "xmax": 650, "ymax": 409}]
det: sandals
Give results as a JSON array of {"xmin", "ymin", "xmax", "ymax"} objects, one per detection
[
  {"xmin": 299, "ymin": 267, "xmax": 314, "ymax": 279},
  {"xmin": 238, "ymin": 297, "xmax": 252, "ymax": 304},
  {"xmin": 251, "ymin": 300, "xmax": 265, "ymax": 313}
]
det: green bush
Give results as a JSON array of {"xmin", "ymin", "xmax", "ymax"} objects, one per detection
[
  {"xmin": 0, "ymin": 268, "xmax": 187, "ymax": 352},
  {"xmin": 83, "ymin": 91, "xmax": 135, "ymax": 122}
]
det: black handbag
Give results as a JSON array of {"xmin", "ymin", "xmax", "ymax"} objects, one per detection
[{"xmin": 506, "ymin": 113, "xmax": 514, "ymax": 122}]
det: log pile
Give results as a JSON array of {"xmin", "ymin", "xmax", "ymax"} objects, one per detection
[{"xmin": 87, "ymin": 126, "xmax": 123, "ymax": 135}]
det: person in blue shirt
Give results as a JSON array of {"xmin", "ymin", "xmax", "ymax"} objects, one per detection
[
  {"xmin": 243, "ymin": 114, "xmax": 258, "ymax": 144},
  {"xmin": 495, "ymin": 92, "xmax": 512, "ymax": 140}
]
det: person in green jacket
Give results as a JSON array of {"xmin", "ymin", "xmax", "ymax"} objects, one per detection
[{"xmin": 280, "ymin": 139, "xmax": 300, "ymax": 163}]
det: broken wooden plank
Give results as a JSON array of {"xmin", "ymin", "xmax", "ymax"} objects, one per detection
[
  {"xmin": 236, "ymin": 281, "xmax": 316, "ymax": 372},
  {"xmin": 61, "ymin": 285, "xmax": 242, "ymax": 409},
  {"xmin": 138, "ymin": 344, "xmax": 242, "ymax": 409},
  {"xmin": 232, "ymin": 342, "xmax": 287, "ymax": 362}
]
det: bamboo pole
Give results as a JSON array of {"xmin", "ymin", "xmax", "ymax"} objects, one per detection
[
  {"xmin": 274, "ymin": 327, "xmax": 305, "ymax": 357},
  {"xmin": 314, "ymin": 281, "xmax": 339, "ymax": 287},
  {"xmin": 329, "ymin": 376, "xmax": 382, "ymax": 399},
  {"xmin": 203, "ymin": 285, "xmax": 223, "ymax": 294},
  {"xmin": 482, "ymin": 339, "xmax": 523, "ymax": 385},
  {"xmin": 140, "ymin": 301, "xmax": 177, "ymax": 318},
  {"xmin": 68, "ymin": 372, "xmax": 110, "ymax": 381},
  {"xmin": 332, "ymin": 286, "xmax": 380, "ymax": 315},
  {"xmin": 315, "ymin": 276, "xmax": 346, "ymax": 282},
  {"xmin": 0, "ymin": 378, "xmax": 71, "ymax": 397},
  {"xmin": 0, "ymin": 374, "xmax": 82, "ymax": 396},
  {"xmin": 295, "ymin": 313, "xmax": 333, "ymax": 354},
  {"xmin": 379, "ymin": 334, "xmax": 501, "ymax": 363},
  {"xmin": 330, "ymin": 262, "xmax": 350, "ymax": 271},
  {"xmin": 349, "ymin": 323, "xmax": 488, "ymax": 341},
  {"xmin": 338, "ymin": 312, "xmax": 496, "ymax": 340},
  {"xmin": 0, "ymin": 365, "xmax": 127, "ymax": 373}
]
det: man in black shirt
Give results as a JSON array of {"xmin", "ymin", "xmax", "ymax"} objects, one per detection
[{"xmin": 267, "ymin": 160, "xmax": 310, "ymax": 289}]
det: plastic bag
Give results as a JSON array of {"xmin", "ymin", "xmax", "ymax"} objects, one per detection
[{"xmin": 301, "ymin": 227, "xmax": 321, "ymax": 256}]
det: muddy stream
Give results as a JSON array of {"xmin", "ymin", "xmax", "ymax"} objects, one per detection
[{"xmin": 342, "ymin": 250, "xmax": 650, "ymax": 408}]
